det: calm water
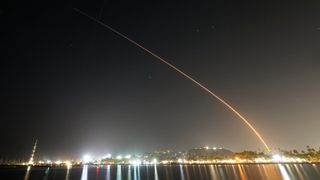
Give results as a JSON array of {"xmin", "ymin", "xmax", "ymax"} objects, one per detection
[{"xmin": 1, "ymin": 164, "xmax": 320, "ymax": 180}]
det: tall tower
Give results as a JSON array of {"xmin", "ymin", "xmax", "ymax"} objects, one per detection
[{"xmin": 28, "ymin": 139, "xmax": 38, "ymax": 165}]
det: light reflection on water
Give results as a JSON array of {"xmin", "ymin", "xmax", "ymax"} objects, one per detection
[
  {"xmin": 133, "ymin": 165, "xmax": 137, "ymax": 180},
  {"xmin": 179, "ymin": 165, "xmax": 185, "ymax": 180},
  {"xmin": 128, "ymin": 165, "xmax": 131, "ymax": 180},
  {"xmin": 116, "ymin": 165, "xmax": 121, "ymax": 180},
  {"xmin": 154, "ymin": 164, "xmax": 159, "ymax": 180},
  {"xmin": 237, "ymin": 164, "xmax": 246, "ymax": 180},
  {"xmin": 44, "ymin": 167, "xmax": 50, "ymax": 180},
  {"xmin": 65, "ymin": 166, "xmax": 70, "ymax": 180},
  {"xmin": 23, "ymin": 166, "xmax": 31, "ymax": 180},
  {"xmin": 19, "ymin": 163, "xmax": 320, "ymax": 180},
  {"xmin": 106, "ymin": 165, "xmax": 110, "ymax": 180},
  {"xmin": 279, "ymin": 164, "xmax": 290, "ymax": 180},
  {"xmin": 80, "ymin": 165, "xmax": 88, "ymax": 180}
]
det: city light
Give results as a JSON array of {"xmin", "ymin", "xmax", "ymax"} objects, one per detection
[
  {"xmin": 130, "ymin": 159, "xmax": 141, "ymax": 166},
  {"xmin": 65, "ymin": 161, "xmax": 72, "ymax": 168},
  {"xmin": 103, "ymin": 154, "xmax": 112, "ymax": 159},
  {"xmin": 7, "ymin": 144, "xmax": 317, "ymax": 167},
  {"xmin": 153, "ymin": 159, "xmax": 157, "ymax": 164},
  {"xmin": 82, "ymin": 154, "xmax": 92, "ymax": 163},
  {"xmin": 116, "ymin": 155, "xmax": 123, "ymax": 160},
  {"xmin": 55, "ymin": 160, "xmax": 62, "ymax": 165},
  {"xmin": 272, "ymin": 154, "xmax": 282, "ymax": 162}
]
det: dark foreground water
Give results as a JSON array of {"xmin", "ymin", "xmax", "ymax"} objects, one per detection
[{"xmin": 1, "ymin": 164, "xmax": 320, "ymax": 180}]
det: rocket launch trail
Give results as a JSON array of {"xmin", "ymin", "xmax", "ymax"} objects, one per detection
[{"xmin": 74, "ymin": 8, "xmax": 271, "ymax": 152}]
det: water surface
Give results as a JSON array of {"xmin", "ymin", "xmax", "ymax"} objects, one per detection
[{"xmin": 1, "ymin": 163, "xmax": 320, "ymax": 180}]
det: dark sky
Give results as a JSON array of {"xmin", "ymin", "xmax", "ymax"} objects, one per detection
[{"xmin": 2, "ymin": 0, "xmax": 320, "ymax": 159}]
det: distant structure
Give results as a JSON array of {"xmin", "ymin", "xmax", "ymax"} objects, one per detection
[{"xmin": 27, "ymin": 139, "xmax": 38, "ymax": 165}]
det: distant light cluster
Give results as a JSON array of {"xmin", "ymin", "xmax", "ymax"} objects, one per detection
[{"xmin": 15, "ymin": 146, "xmax": 318, "ymax": 167}]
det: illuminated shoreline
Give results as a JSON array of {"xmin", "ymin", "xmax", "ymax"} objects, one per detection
[{"xmin": 3, "ymin": 146, "xmax": 320, "ymax": 167}]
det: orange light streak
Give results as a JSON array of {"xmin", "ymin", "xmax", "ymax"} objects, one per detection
[{"xmin": 75, "ymin": 8, "xmax": 271, "ymax": 152}]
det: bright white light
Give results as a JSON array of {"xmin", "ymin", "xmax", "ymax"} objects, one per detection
[
  {"xmin": 131, "ymin": 159, "xmax": 141, "ymax": 166},
  {"xmin": 178, "ymin": 159, "xmax": 183, "ymax": 163},
  {"xmin": 161, "ymin": 160, "xmax": 169, "ymax": 164},
  {"xmin": 55, "ymin": 160, "xmax": 62, "ymax": 165},
  {"xmin": 83, "ymin": 154, "xmax": 92, "ymax": 163},
  {"xmin": 205, "ymin": 146, "xmax": 209, "ymax": 150},
  {"xmin": 153, "ymin": 159, "xmax": 157, "ymax": 164},
  {"xmin": 116, "ymin": 155, "xmax": 123, "ymax": 160},
  {"xmin": 103, "ymin": 154, "xmax": 112, "ymax": 159},
  {"xmin": 65, "ymin": 161, "xmax": 72, "ymax": 168},
  {"xmin": 125, "ymin": 155, "xmax": 131, "ymax": 159},
  {"xmin": 278, "ymin": 164, "xmax": 290, "ymax": 180},
  {"xmin": 272, "ymin": 154, "xmax": 281, "ymax": 162}
]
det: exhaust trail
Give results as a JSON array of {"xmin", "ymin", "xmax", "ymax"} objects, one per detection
[{"xmin": 74, "ymin": 8, "xmax": 271, "ymax": 152}]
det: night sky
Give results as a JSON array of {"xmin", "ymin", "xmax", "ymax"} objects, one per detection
[{"xmin": 2, "ymin": 0, "xmax": 320, "ymax": 159}]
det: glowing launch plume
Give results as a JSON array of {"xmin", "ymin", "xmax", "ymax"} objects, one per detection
[{"xmin": 74, "ymin": 8, "xmax": 271, "ymax": 152}]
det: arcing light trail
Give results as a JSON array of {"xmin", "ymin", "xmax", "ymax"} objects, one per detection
[{"xmin": 74, "ymin": 8, "xmax": 271, "ymax": 152}]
